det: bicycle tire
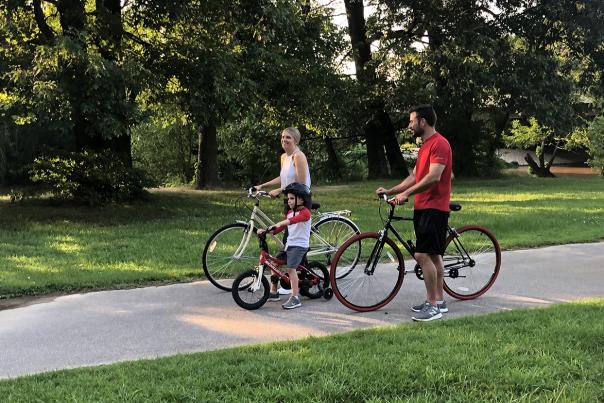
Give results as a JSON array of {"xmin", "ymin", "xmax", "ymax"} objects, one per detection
[
  {"xmin": 330, "ymin": 232, "xmax": 405, "ymax": 312},
  {"xmin": 300, "ymin": 261, "xmax": 329, "ymax": 299},
  {"xmin": 443, "ymin": 225, "xmax": 501, "ymax": 300},
  {"xmin": 231, "ymin": 269, "xmax": 270, "ymax": 310},
  {"xmin": 202, "ymin": 223, "xmax": 255, "ymax": 291},
  {"xmin": 312, "ymin": 216, "xmax": 361, "ymax": 277}
]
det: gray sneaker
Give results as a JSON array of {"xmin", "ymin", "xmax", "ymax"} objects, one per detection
[
  {"xmin": 282, "ymin": 296, "xmax": 302, "ymax": 310},
  {"xmin": 412, "ymin": 303, "xmax": 442, "ymax": 322},
  {"xmin": 268, "ymin": 292, "xmax": 280, "ymax": 302},
  {"xmin": 412, "ymin": 300, "xmax": 448, "ymax": 313},
  {"xmin": 411, "ymin": 301, "xmax": 426, "ymax": 312}
]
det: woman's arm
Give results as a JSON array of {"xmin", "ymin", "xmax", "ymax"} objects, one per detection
[
  {"xmin": 293, "ymin": 152, "xmax": 309, "ymax": 185},
  {"xmin": 256, "ymin": 154, "xmax": 284, "ymax": 191},
  {"xmin": 255, "ymin": 176, "xmax": 280, "ymax": 190}
]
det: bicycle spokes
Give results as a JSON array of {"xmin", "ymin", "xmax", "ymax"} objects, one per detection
[
  {"xmin": 330, "ymin": 233, "xmax": 404, "ymax": 312},
  {"xmin": 443, "ymin": 226, "xmax": 501, "ymax": 300}
]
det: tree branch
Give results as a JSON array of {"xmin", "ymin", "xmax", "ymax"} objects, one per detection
[
  {"xmin": 366, "ymin": 16, "xmax": 420, "ymax": 46},
  {"xmin": 122, "ymin": 30, "xmax": 152, "ymax": 48},
  {"xmin": 32, "ymin": 0, "xmax": 55, "ymax": 40}
]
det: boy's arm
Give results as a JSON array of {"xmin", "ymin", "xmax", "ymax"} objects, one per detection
[
  {"xmin": 268, "ymin": 208, "xmax": 310, "ymax": 233},
  {"xmin": 287, "ymin": 208, "xmax": 311, "ymax": 224},
  {"xmin": 268, "ymin": 213, "xmax": 291, "ymax": 234}
]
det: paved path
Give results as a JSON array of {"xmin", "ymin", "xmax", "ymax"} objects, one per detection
[{"xmin": 1, "ymin": 242, "xmax": 603, "ymax": 379}]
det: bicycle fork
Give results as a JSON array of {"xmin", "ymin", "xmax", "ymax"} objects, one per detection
[
  {"xmin": 365, "ymin": 231, "xmax": 387, "ymax": 275},
  {"xmin": 249, "ymin": 264, "xmax": 265, "ymax": 292}
]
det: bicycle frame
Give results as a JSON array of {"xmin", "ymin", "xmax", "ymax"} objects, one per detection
[
  {"xmin": 372, "ymin": 197, "xmax": 474, "ymax": 277},
  {"xmin": 231, "ymin": 189, "xmax": 354, "ymax": 261},
  {"xmin": 247, "ymin": 236, "xmax": 322, "ymax": 292}
]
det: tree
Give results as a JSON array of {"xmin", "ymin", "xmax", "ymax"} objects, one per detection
[
  {"xmin": 2, "ymin": 0, "xmax": 140, "ymax": 166},
  {"xmin": 343, "ymin": 0, "xmax": 410, "ymax": 179},
  {"xmin": 586, "ymin": 116, "xmax": 604, "ymax": 176},
  {"xmin": 503, "ymin": 117, "xmax": 559, "ymax": 177}
]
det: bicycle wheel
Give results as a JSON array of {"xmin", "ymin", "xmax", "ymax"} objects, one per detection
[
  {"xmin": 330, "ymin": 232, "xmax": 405, "ymax": 312},
  {"xmin": 202, "ymin": 223, "xmax": 256, "ymax": 291},
  {"xmin": 443, "ymin": 225, "xmax": 501, "ymax": 300},
  {"xmin": 231, "ymin": 269, "xmax": 270, "ymax": 310},
  {"xmin": 312, "ymin": 216, "xmax": 361, "ymax": 277},
  {"xmin": 299, "ymin": 261, "xmax": 329, "ymax": 299}
]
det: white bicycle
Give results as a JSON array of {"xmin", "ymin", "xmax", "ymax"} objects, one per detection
[{"xmin": 202, "ymin": 187, "xmax": 361, "ymax": 291}]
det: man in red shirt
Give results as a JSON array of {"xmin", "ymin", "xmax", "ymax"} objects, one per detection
[{"xmin": 376, "ymin": 104, "xmax": 452, "ymax": 322}]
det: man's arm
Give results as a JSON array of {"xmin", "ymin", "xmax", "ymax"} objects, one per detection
[
  {"xmin": 394, "ymin": 163, "xmax": 445, "ymax": 204},
  {"xmin": 375, "ymin": 167, "xmax": 417, "ymax": 196}
]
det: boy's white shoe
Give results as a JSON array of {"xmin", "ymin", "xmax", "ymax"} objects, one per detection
[{"xmin": 277, "ymin": 287, "xmax": 292, "ymax": 295}]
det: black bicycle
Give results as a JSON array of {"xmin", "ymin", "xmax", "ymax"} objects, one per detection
[{"xmin": 329, "ymin": 195, "xmax": 501, "ymax": 312}]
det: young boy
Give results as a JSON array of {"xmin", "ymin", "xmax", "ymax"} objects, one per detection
[{"xmin": 257, "ymin": 182, "xmax": 312, "ymax": 310}]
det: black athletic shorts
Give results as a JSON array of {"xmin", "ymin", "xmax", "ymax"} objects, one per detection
[{"xmin": 413, "ymin": 208, "xmax": 449, "ymax": 255}]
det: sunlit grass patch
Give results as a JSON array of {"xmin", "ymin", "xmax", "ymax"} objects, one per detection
[
  {"xmin": 1, "ymin": 176, "xmax": 603, "ymax": 298},
  {"xmin": 0, "ymin": 299, "xmax": 602, "ymax": 401}
]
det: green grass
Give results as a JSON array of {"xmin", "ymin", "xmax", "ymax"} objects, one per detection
[
  {"xmin": 1, "ymin": 299, "xmax": 603, "ymax": 401},
  {"xmin": 1, "ymin": 176, "xmax": 604, "ymax": 298}
]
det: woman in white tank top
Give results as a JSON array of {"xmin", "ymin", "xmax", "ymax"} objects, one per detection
[{"xmin": 255, "ymin": 127, "xmax": 311, "ymax": 197}]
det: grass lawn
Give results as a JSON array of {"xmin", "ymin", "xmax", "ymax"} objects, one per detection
[
  {"xmin": 1, "ymin": 299, "xmax": 602, "ymax": 401},
  {"xmin": 1, "ymin": 175, "xmax": 604, "ymax": 298}
]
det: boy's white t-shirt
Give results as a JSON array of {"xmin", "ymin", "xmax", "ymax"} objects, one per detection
[{"xmin": 284, "ymin": 207, "xmax": 311, "ymax": 249}]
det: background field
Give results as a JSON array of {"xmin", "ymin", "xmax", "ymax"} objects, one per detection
[{"xmin": 1, "ymin": 176, "xmax": 603, "ymax": 298}]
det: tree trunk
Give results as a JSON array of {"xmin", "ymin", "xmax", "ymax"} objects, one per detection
[
  {"xmin": 344, "ymin": 0, "xmax": 390, "ymax": 179},
  {"xmin": 324, "ymin": 136, "xmax": 341, "ymax": 179},
  {"xmin": 195, "ymin": 125, "xmax": 218, "ymax": 189},
  {"xmin": 545, "ymin": 146, "xmax": 559, "ymax": 170},
  {"xmin": 377, "ymin": 106, "xmax": 408, "ymax": 177},
  {"xmin": 525, "ymin": 153, "xmax": 555, "ymax": 177}
]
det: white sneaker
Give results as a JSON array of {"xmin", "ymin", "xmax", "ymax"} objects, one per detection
[{"xmin": 278, "ymin": 287, "xmax": 292, "ymax": 295}]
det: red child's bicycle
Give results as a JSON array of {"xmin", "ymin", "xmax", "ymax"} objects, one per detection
[{"xmin": 231, "ymin": 231, "xmax": 333, "ymax": 310}]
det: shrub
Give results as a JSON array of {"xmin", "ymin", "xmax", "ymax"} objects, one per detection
[
  {"xmin": 586, "ymin": 116, "xmax": 604, "ymax": 176},
  {"xmin": 30, "ymin": 150, "xmax": 155, "ymax": 204}
]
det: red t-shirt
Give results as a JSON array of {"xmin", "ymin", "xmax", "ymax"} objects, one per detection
[{"xmin": 413, "ymin": 132, "xmax": 452, "ymax": 212}]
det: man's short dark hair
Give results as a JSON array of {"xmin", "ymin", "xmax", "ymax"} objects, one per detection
[{"xmin": 409, "ymin": 104, "xmax": 437, "ymax": 127}]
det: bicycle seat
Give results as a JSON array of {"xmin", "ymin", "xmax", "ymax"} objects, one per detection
[
  {"xmin": 311, "ymin": 202, "xmax": 321, "ymax": 210},
  {"xmin": 449, "ymin": 202, "xmax": 462, "ymax": 211}
]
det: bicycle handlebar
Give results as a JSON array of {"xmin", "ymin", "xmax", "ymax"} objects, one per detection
[
  {"xmin": 378, "ymin": 193, "xmax": 398, "ymax": 206},
  {"xmin": 247, "ymin": 187, "xmax": 271, "ymax": 198}
]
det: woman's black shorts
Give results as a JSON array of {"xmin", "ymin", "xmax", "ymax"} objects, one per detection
[{"xmin": 413, "ymin": 208, "xmax": 450, "ymax": 255}]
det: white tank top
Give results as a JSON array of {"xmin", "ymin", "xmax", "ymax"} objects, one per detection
[{"xmin": 280, "ymin": 152, "xmax": 311, "ymax": 189}]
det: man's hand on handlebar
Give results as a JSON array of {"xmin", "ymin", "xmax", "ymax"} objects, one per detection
[
  {"xmin": 393, "ymin": 193, "xmax": 408, "ymax": 205},
  {"xmin": 377, "ymin": 192, "xmax": 407, "ymax": 206},
  {"xmin": 375, "ymin": 187, "xmax": 389, "ymax": 196}
]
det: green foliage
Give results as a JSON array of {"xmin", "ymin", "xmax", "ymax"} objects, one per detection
[
  {"xmin": 131, "ymin": 101, "xmax": 196, "ymax": 185},
  {"xmin": 586, "ymin": 116, "xmax": 604, "ymax": 175},
  {"xmin": 504, "ymin": 117, "xmax": 553, "ymax": 153},
  {"xmin": 2, "ymin": 0, "xmax": 604, "ymax": 184},
  {"xmin": 30, "ymin": 151, "xmax": 154, "ymax": 204}
]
